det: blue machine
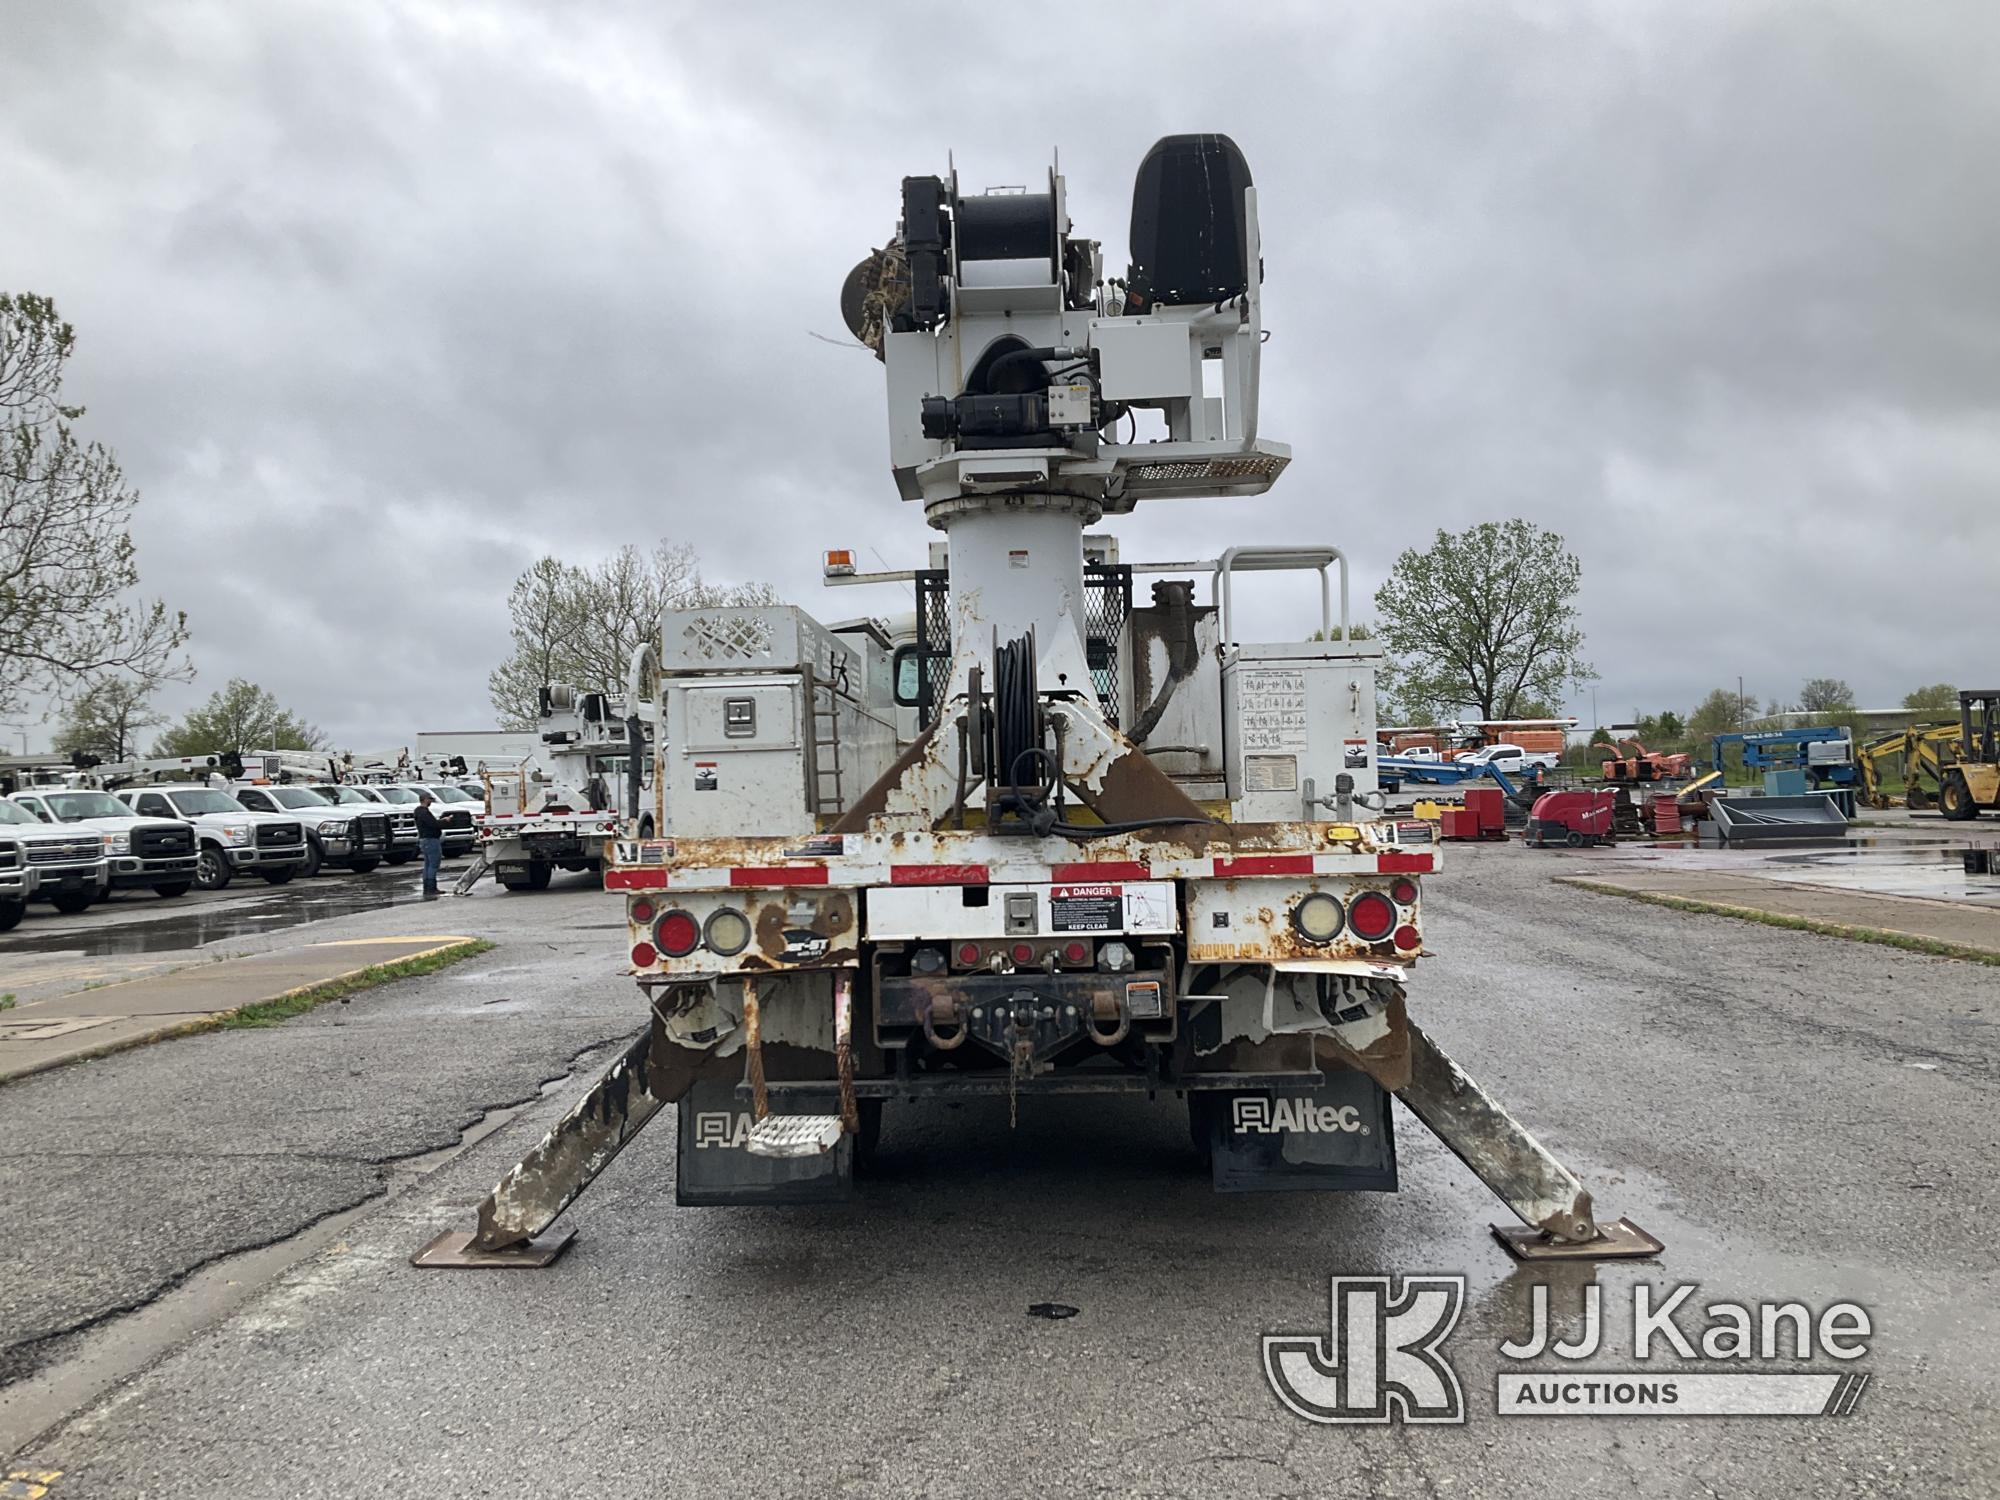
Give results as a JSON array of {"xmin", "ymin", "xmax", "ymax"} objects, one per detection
[{"xmin": 1709, "ymin": 727, "xmax": 1856, "ymax": 789}]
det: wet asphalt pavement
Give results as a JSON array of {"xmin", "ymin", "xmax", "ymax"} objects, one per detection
[{"xmin": 2, "ymin": 843, "xmax": 1997, "ymax": 1496}]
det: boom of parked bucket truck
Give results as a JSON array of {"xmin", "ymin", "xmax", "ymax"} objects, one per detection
[
  {"xmin": 421, "ymin": 135, "xmax": 1655, "ymax": 1267},
  {"xmin": 473, "ymin": 685, "xmax": 655, "ymax": 892}
]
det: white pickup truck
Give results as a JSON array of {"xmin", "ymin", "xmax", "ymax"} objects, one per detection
[
  {"xmin": 112, "ymin": 784, "xmax": 311, "ymax": 891},
  {"xmin": 231, "ymin": 784, "xmax": 391, "ymax": 876},
  {"xmin": 1455, "ymin": 742, "xmax": 1560, "ymax": 773},
  {"xmin": 7, "ymin": 788, "xmax": 199, "ymax": 899},
  {"xmin": 0, "ymin": 798, "xmax": 109, "ymax": 917}
]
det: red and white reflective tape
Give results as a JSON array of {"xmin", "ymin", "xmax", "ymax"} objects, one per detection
[{"xmin": 609, "ymin": 846, "xmax": 1432, "ymax": 890}]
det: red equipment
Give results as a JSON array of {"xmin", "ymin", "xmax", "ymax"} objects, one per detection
[
  {"xmin": 1462, "ymin": 786, "xmax": 1506, "ymax": 839},
  {"xmin": 1526, "ymin": 789, "xmax": 1617, "ymax": 847},
  {"xmin": 1600, "ymin": 740, "xmax": 1691, "ymax": 782}
]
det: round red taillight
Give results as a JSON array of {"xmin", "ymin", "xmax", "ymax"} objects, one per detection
[
  {"xmin": 1349, "ymin": 891, "xmax": 1397, "ymax": 942},
  {"xmin": 1063, "ymin": 940, "xmax": 1089, "ymax": 964},
  {"xmin": 1393, "ymin": 924, "xmax": 1420, "ymax": 951},
  {"xmin": 630, "ymin": 898, "xmax": 656, "ymax": 924},
  {"xmin": 1011, "ymin": 942, "xmax": 1035, "ymax": 965},
  {"xmin": 956, "ymin": 941, "xmax": 981, "ymax": 966},
  {"xmin": 655, "ymin": 910, "xmax": 700, "ymax": 957},
  {"xmin": 1389, "ymin": 879, "xmax": 1418, "ymax": 906},
  {"xmin": 630, "ymin": 941, "xmax": 658, "ymax": 968}
]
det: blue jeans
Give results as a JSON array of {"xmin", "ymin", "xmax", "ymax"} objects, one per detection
[{"xmin": 419, "ymin": 837, "xmax": 443, "ymax": 894}]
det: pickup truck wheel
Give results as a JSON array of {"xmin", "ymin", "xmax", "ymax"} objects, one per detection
[
  {"xmin": 498, "ymin": 871, "xmax": 532, "ymax": 891},
  {"xmin": 50, "ymin": 888, "xmax": 96, "ymax": 915},
  {"xmin": 154, "ymin": 882, "xmax": 192, "ymax": 899},
  {"xmin": 526, "ymin": 861, "xmax": 553, "ymax": 891},
  {"xmin": 349, "ymin": 857, "xmax": 380, "ymax": 874},
  {"xmin": 301, "ymin": 838, "xmax": 324, "ymax": 878},
  {"xmin": 261, "ymin": 868, "xmax": 296, "ymax": 886},
  {"xmin": 196, "ymin": 847, "xmax": 232, "ymax": 891},
  {"xmin": 0, "ymin": 897, "xmax": 25, "ymax": 932}
]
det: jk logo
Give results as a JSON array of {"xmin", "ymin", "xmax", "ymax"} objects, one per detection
[{"xmin": 1263, "ymin": 1276, "xmax": 1466, "ymax": 1424}]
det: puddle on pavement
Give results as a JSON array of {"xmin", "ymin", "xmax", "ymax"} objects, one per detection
[
  {"xmin": 1611, "ymin": 838, "xmax": 2000, "ymax": 907},
  {"xmin": 2, "ymin": 880, "xmax": 431, "ymax": 958}
]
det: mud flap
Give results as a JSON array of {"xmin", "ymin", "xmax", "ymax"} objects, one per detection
[
  {"xmin": 675, "ymin": 1079, "xmax": 853, "ymax": 1206},
  {"xmin": 1203, "ymin": 1071, "xmax": 1398, "ymax": 1193}
]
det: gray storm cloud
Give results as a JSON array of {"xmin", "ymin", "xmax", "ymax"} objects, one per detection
[{"xmin": 3, "ymin": 0, "xmax": 1994, "ymax": 746}]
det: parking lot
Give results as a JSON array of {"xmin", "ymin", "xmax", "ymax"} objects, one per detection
[{"xmin": 2, "ymin": 825, "xmax": 1996, "ymax": 1498}]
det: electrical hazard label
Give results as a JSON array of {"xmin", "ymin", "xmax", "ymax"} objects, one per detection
[
  {"xmin": 1050, "ymin": 883, "xmax": 1122, "ymax": 932},
  {"xmin": 694, "ymin": 761, "xmax": 717, "ymax": 792}
]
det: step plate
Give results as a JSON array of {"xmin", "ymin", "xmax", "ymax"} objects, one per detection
[
  {"xmin": 1491, "ymin": 1217, "xmax": 1663, "ymax": 1262},
  {"xmin": 409, "ymin": 1226, "xmax": 577, "ymax": 1269},
  {"xmin": 745, "ymin": 1114, "xmax": 844, "ymax": 1159}
]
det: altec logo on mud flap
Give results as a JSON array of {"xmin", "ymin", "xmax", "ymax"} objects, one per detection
[
  {"xmin": 1233, "ymin": 1096, "xmax": 1370, "ymax": 1136},
  {"xmin": 1264, "ymin": 1278, "xmax": 1875, "ymax": 1424},
  {"xmin": 693, "ymin": 1111, "xmax": 750, "ymax": 1149}
]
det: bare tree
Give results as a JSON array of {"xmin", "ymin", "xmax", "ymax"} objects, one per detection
[
  {"xmin": 0, "ymin": 292, "xmax": 189, "ymax": 718},
  {"xmin": 487, "ymin": 541, "xmax": 775, "ymax": 727},
  {"xmin": 51, "ymin": 675, "xmax": 165, "ymax": 762}
]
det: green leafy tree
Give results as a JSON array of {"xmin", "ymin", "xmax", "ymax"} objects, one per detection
[
  {"xmin": 1588, "ymin": 726, "xmax": 1614, "ymax": 746},
  {"xmin": 1373, "ymin": 519, "xmax": 1594, "ymax": 721},
  {"xmin": 1688, "ymin": 687, "xmax": 1749, "ymax": 741},
  {"xmin": 153, "ymin": 679, "xmax": 323, "ymax": 756},
  {"xmin": 51, "ymin": 675, "xmax": 164, "ymax": 762},
  {"xmin": 0, "ymin": 292, "xmax": 189, "ymax": 717},
  {"xmin": 488, "ymin": 540, "xmax": 776, "ymax": 728},
  {"xmin": 1902, "ymin": 682, "xmax": 1957, "ymax": 717}
]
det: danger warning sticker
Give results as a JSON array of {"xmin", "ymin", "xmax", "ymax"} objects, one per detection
[{"xmin": 1050, "ymin": 883, "xmax": 1122, "ymax": 932}]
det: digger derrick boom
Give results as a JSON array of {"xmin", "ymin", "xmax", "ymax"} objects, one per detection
[{"xmin": 424, "ymin": 133, "xmax": 1657, "ymax": 1268}]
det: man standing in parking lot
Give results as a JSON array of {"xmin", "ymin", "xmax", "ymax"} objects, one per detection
[{"xmin": 414, "ymin": 791, "xmax": 444, "ymax": 899}]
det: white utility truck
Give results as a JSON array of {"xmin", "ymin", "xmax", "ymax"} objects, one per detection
[
  {"xmin": 424, "ymin": 135, "xmax": 1652, "ymax": 1267},
  {"xmin": 474, "ymin": 686, "xmax": 652, "ymax": 892}
]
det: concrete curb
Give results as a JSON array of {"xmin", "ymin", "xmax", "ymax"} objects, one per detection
[{"xmin": 0, "ymin": 937, "xmax": 486, "ymax": 1086}]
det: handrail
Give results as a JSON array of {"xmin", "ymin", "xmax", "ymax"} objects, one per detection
[{"xmin": 1214, "ymin": 545, "xmax": 1348, "ymax": 645}]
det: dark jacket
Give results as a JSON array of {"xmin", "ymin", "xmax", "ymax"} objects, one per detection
[{"xmin": 413, "ymin": 803, "xmax": 443, "ymax": 840}]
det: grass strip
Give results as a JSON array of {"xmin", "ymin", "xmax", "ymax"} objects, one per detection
[
  {"xmin": 215, "ymin": 939, "xmax": 495, "ymax": 1028},
  {"xmin": 1561, "ymin": 880, "xmax": 2000, "ymax": 967}
]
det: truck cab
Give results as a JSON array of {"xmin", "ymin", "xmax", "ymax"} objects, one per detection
[
  {"xmin": 113, "ymin": 784, "xmax": 309, "ymax": 891},
  {"xmin": 0, "ymin": 798, "xmax": 107, "ymax": 917},
  {"xmin": 1457, "ymin": 742, "xmax": 1556, "ymax": 772},
  {"xmin": 7, "ymin": 789, "xmax": 198, "ymax": 898},
  {"xmin": 231, "ymin": 784, "xmax": 390, "ymax": 876}
]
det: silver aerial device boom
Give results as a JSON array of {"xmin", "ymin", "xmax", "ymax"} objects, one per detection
[{"xmin": 841, "ymin": 135, "xmax": 1291, "ymax": 826}]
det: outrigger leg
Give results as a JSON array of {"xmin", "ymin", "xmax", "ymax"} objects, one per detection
[
  {"xmin": 412, "ymin": 1017, "xmax": 717, "ymax": 1268},
  {"xmin": 1396, "ymin": 1021, "xmax": 1662, "ymax": 1261}
]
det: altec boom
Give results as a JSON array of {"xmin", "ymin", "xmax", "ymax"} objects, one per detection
[{"xmin": 425, "ymin": 135, "xmax": 1654, "ymax": 1268}]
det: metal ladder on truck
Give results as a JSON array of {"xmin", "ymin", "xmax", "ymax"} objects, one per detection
[{"xmin": 803, "ymin": 664, "xmax": 845, "ymax": 821}]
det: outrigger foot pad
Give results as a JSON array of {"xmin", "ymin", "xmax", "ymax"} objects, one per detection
[
  {"xmin": 409, "ymin": 1226, "xmax": 578, "ymax": 1269},
  {"xmin": 1490, "ymin": 1217, "xmax": 1663, "ymax": 1262}
]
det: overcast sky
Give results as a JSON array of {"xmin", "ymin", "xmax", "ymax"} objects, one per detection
[{"xmin": 4, "ymin": 1, "xmax": 1996, "ymax": 750}]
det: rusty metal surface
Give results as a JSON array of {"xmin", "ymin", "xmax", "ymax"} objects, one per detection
[
  {"xmin": 1491, "ymin": 1217, "xmax": 1663, "ymax": 1262},
  {"xmin": 1183, "ymin": 877, "xmax": 1417, "ymax": 966},
  {"xmin": 410, "ymin": 1226, "xmax": 577, "ymax": 1269},
  {"xmin": 1395, "ymin": 1020, "xmax": 1598, "ymax": 1244},
  {"xmin": 469, "ymin": 1020, "xmax": 729, "ymax": 1251}
]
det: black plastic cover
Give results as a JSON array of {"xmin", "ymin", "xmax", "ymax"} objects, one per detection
[{"xmin": 1127, "ymin": 134, "xmax": 1254, "ymax": 307}]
